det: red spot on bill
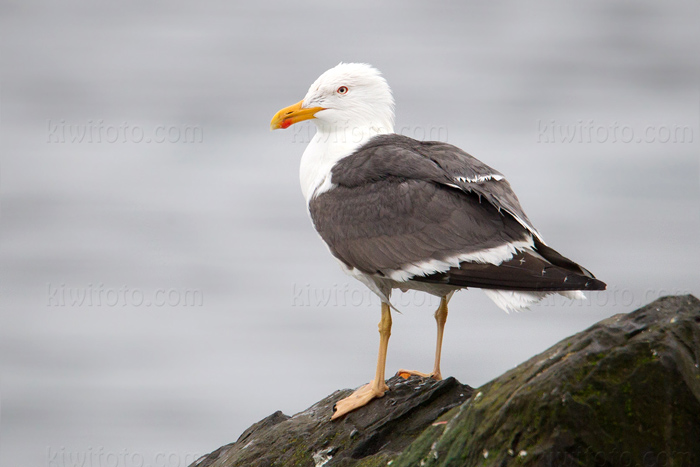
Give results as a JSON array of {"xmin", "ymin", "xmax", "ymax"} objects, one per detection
[{"xmin": 281, "ymin": 118, "xmax": 292, "ymax": 129}]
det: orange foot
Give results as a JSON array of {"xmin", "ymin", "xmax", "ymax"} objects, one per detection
[
  {"xmin": 331, "ymin": 380, "xmax": 389, "ymax": 420},
  {"xmin": 396, "ymin": 369, "xmax": 442, "ymax": 380}
]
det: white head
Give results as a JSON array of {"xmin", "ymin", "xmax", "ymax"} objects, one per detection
[{"xmin": 270, "ymin": 63, "xmax": 395, "ymax": 134}]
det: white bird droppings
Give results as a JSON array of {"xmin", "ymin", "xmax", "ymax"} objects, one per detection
[{"xmin": 312, "ymin": 448, "xmax": 333, "ymax": 467}]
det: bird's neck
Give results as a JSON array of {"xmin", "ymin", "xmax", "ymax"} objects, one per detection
[{"xmin": 299, "ymin": 122, "xmax": 392, "ymax": 203}]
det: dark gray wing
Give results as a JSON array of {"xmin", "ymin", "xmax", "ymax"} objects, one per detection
[
  {"xmin": 309, "ymin": 134, "xmax": 531, "ymax": 277},
  {"xmin": 309, "ymin": 176, "xmax": 529, "ymax": 277},
  {"xmin": 416, "ymin": 140, "xmax": 543, "ymax": 242},
  {"xmin": 308, "ymin": 134, "xmax": 605, "ymax": 291},
  {"xmin": 330, "ymin": 135, "xmax": 543, "ymax": 242}
]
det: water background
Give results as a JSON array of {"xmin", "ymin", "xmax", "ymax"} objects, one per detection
[{"xmin": 1, "ymin": 1, "xmax": 698, "ymax": 466}]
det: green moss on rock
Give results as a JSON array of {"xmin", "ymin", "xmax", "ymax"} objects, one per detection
[{"xmin": 392, "ymin": 295, "xmax": 700, "ymax": 467}]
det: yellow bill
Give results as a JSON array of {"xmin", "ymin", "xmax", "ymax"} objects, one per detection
[{"xmin": 270, "ymin": 100, "xmax": 325, "ymax": 130}]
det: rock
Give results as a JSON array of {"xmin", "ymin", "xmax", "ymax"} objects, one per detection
[
  {"xmin": 191, "ymin": 295, "xmax": 700, "ymax": 467},
  {"xmin": 393, "ymin": 294, "xmax": 700, "ymax": 466},
  {"xmin": 192, "ymin": 376, "xmax": 473, "ymax": 467}
]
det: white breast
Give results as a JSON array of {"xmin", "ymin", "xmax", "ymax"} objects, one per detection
[{"xmin": 299, "ymin": 127, "xmax": 388, "ymax": 203}]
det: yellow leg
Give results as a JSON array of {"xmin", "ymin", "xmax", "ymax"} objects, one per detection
[
  {"xmin": 397, "ymin": 295, "xmax": 449, "ymax": 380},
  {"xmin": 332, "ymin": 302, "xmax": 392, "ymax": 420}
]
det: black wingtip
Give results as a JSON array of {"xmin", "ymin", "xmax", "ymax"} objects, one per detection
[{"xmin": 584, "ymin": 278, "xmax": 607, "ymax": 291}]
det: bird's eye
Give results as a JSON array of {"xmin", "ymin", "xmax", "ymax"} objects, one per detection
[{"xmin": 337, "ymin": 86, "xmax": 348, "ymax": 95}]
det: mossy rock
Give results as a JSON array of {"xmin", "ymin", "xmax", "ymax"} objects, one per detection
[
  {"xmin": 392, "ymin": 294, "xmax": 700, "ymax": 466},
  {"xmin": 191, "ymin": 295, "xmax": 700, "ymax": 467}
]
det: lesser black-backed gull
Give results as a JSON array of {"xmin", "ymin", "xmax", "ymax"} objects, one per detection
[{"xmin": 270, "ymin": 63, "xmax": 606, "ymax": 419}]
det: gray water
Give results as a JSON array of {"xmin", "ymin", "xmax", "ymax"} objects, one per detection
[{"xmin": 1, "ymin": 1, "xmax": 698, "ymax": 466}]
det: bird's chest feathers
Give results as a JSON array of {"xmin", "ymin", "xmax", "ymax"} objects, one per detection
[{"xmin": 299, "ymin": 135, "xmax": 362, "ymax": 203}]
